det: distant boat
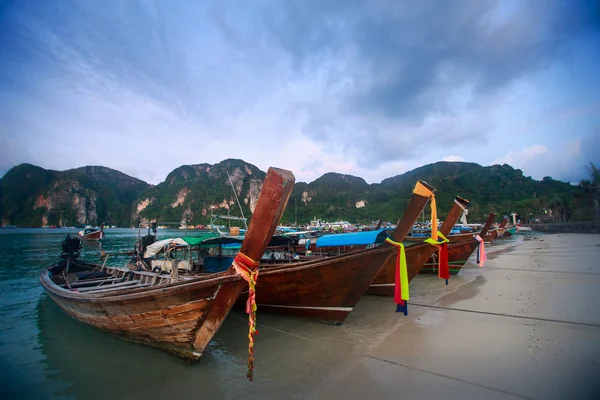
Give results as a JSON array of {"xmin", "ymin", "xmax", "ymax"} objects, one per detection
[
  {"xmin": 516, "ymin": 226, "xmax": 532, "ymax": 233},
  {"xmin": 77, "ymin": 225, "xmax": 103, "ymax": 241}
]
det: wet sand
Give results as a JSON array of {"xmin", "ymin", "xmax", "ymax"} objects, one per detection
[{"xmin": 320, "ymin": 234, "xmax": 600, "ymax": 399}]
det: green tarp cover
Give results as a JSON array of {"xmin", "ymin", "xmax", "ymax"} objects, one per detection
[{"xmin": 181, "ymin": 233, "xmax": 221, "ymax": 246}]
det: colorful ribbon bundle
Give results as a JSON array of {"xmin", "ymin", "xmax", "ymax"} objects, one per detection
[
  {"xmin": 413, "ymin": 182, "xmax": 437, "ymax": 241},
  {"xmin": 425, "ymin": 232, "xmax": 450, "ymax": 284},
  {"xmin": 232, "ymin": 252, "xmax": 260, "ymax": 381},
  {"xmin": 475, "ymin": 235, "xmax": 487, "ymax": 267},
  {"xmin": 385, "ymin": 237, "xmax": 409, "ymax": 315}
]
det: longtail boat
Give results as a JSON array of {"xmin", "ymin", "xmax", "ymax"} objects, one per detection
[
  {"xmin": 237, "ymin": 180, "xmax": 436, "ymax": 324},
  {"xmin": 367, "ymin": 195, "xmax": 470, "ymax": 296},
  {"xmin": 40, "ymin": 167, "xmax": 295, "ymax": 362},
  {"xmin": 483, "ymin": 216, "xmax": 509, "ymax": 243},
  {"xmin": 419, "ymin": 213, "xmax": 495, "ymax": 275},
  {"xmin": 78, "ymin": 224, "xmax": 104, "ymax": 241}
]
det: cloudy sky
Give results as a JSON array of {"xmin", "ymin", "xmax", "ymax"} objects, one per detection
[{"xmin": 1, "ymin": 0, "xmax": 599, "ymax": 184}]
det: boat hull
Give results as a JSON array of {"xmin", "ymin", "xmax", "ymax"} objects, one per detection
[
  {"xmin": 239, "ymin": 245, "xmax": 397, "ymax": 324},
  {"xmin": 40, "ymin": 270, "xmax": 244, "ymax": 359}
]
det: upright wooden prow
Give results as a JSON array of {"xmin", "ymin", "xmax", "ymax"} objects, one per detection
[
  {"xmin": 439, "ymin": 196, "xmax": 470, "ymax": 235},
  {"xmin": 192, "ymin": 167, "xmax": 294, "ymax": 360},
  {"xmin": 375, "ymin": 219, "xmax": 383, "ymax": 230},
  {"xmin": 479, "ymin": 213, "xmax": 496, "ymax": 237},
  {"xmin": 236, "ymin": 167, "xmax": 295, "ymax": 263},
  {"xmin": 389, "ymin": 180, "xmax": 435, "ymax": 242}
]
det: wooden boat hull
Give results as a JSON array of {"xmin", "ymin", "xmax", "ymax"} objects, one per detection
[
  {"xmin": 239, "ymin": 246, "xmax": 397, "ymax": 324},
  {"xmin": 237, "ymin": 180, "xmax": 437, "ymax": 324},
  {"xmin": 38, "ymin": 166, "xmax": 297, "ymax": 367},
  {"xmin": 419, "ymin": 239, "xmax": 479, "ymax": 275},
  {"xmin": 40, "ymin": 268, "xmax": 245, "ymax": 359}
]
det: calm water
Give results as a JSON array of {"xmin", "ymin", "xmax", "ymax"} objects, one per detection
[{"xmin": 0, "ymin": 228, "xmax": 520, "ymax": 399}]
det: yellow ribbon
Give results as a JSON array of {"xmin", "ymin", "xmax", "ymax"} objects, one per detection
[
  {"xmin": 413, "ymin": 182, "xmax": 437, "ymax": 241},
  {"xmin": 424, "ymin": 231, "xmax": 449, "ymax": 246},
  {"xmin": 385, "ymin": 237, "xmax": 409, "ymax": 302}
]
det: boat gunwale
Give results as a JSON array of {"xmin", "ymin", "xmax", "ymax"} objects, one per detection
[{"xmin": 39, "ymin": 267, "xmax": 241, "ymax": 303}]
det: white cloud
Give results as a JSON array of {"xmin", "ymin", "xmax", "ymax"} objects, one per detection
[
  {"xmin": 492, "ymin": 145, "xmax": 549, "ymax": 167},
  {"xmin": 0, "ymin": 0, "xmax": 598, "ymax": 185},
  {"xmin": 441, "ymin": 155, "xmax": 466, "ymax": 162}
]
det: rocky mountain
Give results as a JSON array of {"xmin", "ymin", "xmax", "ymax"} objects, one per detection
[
  {"xmin": 132, "ymin": 159, "xmax": 266, "ymax": 226},
  {"xmin": 283, "ymin": 162, "xmax": 590, "ymax": 224},
  {"xmin": 0, "ymin": 164, "xmax": 150, "ymax": 227},
  {"xmin": 1, "ymin": 159, "xmax": 593, "ymax": 227}
]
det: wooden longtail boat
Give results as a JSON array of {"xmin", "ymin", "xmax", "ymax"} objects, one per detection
[
  {"xmin": 482, "ymin": 216, "xmax": 509, "ymax": 243},
  {"xmin": 419, "ymin": 213, "xmax": 495, "ymax": 275},
  {"xmin": 238, "ymin": 180, "xmax": 436, "ymax": 324},
  {"xmin": 367, "ymin": 195, "xmax": 470, "ymax": 296},
  {"xmin": 78, "ymin": 225, "xmax": 103, "ymax": 241},
  {"xmin": 40, "ymin": 167, "xmax": 295, "ymax": 360}
]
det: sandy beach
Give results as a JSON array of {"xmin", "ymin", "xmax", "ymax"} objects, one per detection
[{"xmin": 319, "ymin": 233, "xmax": 600, "ymax": 399}]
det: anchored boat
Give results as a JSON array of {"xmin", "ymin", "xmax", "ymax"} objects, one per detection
[
  {"xmin": 236, "ymin": 180, "xmax": 436, "ymax": 324},
  {"xmin": 40, "ymin": 167, "xmax": 295, "ymax": 363},
  {"xmin": 367, "ymin": 195, "xmax": 471, "ymax": 296},
  {"xmin": 78, "ymin": 225, "xmax": 104, "ymax": 241}
]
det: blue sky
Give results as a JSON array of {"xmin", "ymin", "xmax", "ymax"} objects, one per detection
[{"xmin": 0, "ymin": 0, "xmax": 599, "ymax": 184}]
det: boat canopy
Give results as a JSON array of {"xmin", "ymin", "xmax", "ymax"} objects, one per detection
[
  {"xmin": 143, "ymin": 238, "xmax": 189, "ymax": 258},
  {"xmin": 181, "ymin": 233, "xmax": 221, "ymax": 246},
  {"xmin": 143, "ymin": 233, "xmax": 220, "ymax": 258},
  {"xmin": 200, "ymin": 235, "xmax": 293, "ymax": 249},
  {"xmin": 143, "ymin": 234, "xmax": 294, "ymax": 258},
  {"xmin": 316, "ymin": 229, "xmax": 389, "ymax": 248}
]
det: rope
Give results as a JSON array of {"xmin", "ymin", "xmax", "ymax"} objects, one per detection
[
  {"xmin": 385, "ymin": 237, "xmax": 409, "ymax": 315},
  {"xmin": 232, "ymin": 252, "xmax": 260, "ymax": 381}
]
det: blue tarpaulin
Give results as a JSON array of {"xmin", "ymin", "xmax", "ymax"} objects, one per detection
[{"xmin": 316, "ymin": 229, "xmax": 390, "ymax": 248}]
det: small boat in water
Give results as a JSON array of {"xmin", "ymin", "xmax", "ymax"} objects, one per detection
[
  {"xmin": 77, "ymin": 225, "xmax": 103, "ymax": 241},
  {"xmin": 516, "ymin": 225, "xmax": 532, "ymax": 233}
]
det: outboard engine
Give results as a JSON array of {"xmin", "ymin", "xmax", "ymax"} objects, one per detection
[{"xmin": 61, "ymin": 235, "xmax": 82, "ymax": 260}]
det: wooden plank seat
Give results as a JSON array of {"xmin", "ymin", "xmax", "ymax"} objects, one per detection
[
  {"xmin": 79, "ymin": 283, "xmax": 152, "ymax": 295},
  {"xmin": 60, "ymin": 277, "xmax": 121, "ymax": 288},
  {"xmin": 75, "ymin": 280, "xmax": 141, "ymax": 292}
]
